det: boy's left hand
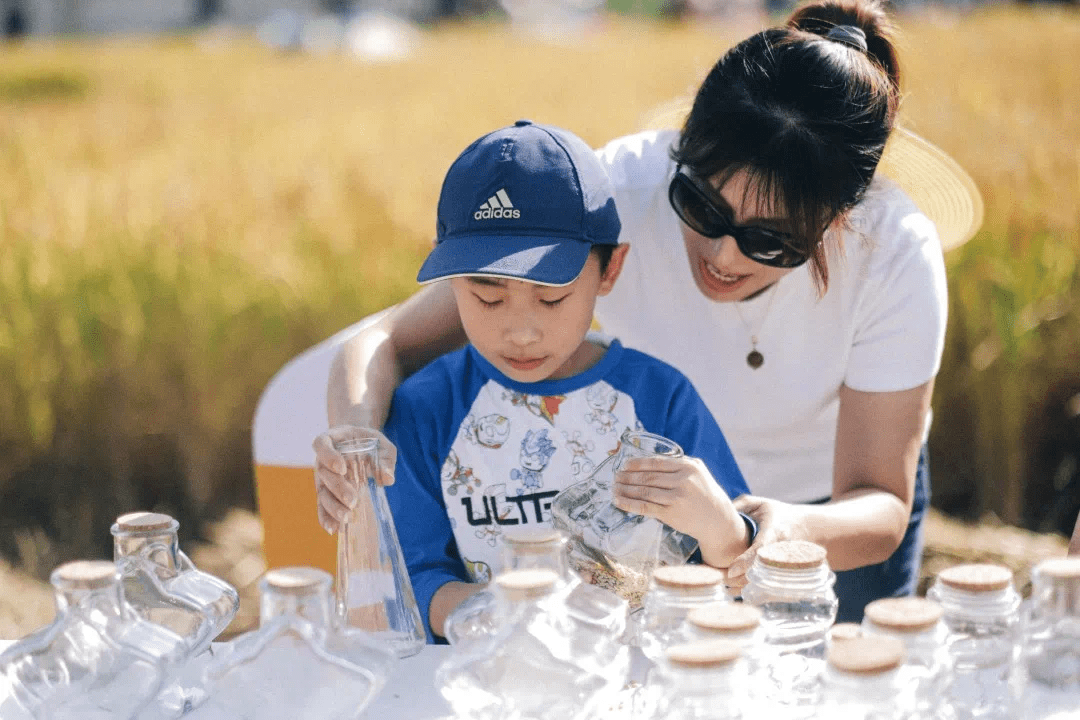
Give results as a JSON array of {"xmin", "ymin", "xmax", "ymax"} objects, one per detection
[{"xmin": 612, "ymin": 456, "xmax": 746, "ymax": 565}]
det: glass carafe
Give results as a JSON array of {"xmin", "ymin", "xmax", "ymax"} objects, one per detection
[
  {"xmin": 194, "ymin": 567, "xmax": 392, "ymax": 720},
  {"xmin": 0, "ymin": 560, "xmax": 186, "ymax": 720},
  {"xmin": 927, "ymin": 563, "xmax": 1021, "ymax": 720},
  {"xmin": 437, "ymin": 568, "xmax": 629, "ymax": 720},
  {"xmin": 819, "ymin": 634, "xmax": 910, "ymax": 720},
  {"xmin": 1020, "ymin": 557, "xmax": 1080, "ymax": 719},
  {"xmin": 649, "ymin": 639, "xmax": 746, "ymax": 719},
  {"xmin": 551, "ymin": 430, "xmax": 697, "ymax": 610},
  {"xmin": 639, "ymin": 564, "xmax": 727, "ymax": 661},
  {"xmin": 334, "ymin": 437, "xmax": 425, "ymax": 658}
]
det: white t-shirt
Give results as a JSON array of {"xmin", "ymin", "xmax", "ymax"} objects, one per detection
[{"xmin": 594, "ymin": 130, "xmax": 949, "ymax": 503}]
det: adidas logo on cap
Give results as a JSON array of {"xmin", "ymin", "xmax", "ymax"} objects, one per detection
[{"xmin": 474, "ymin": 189, "xmax": 520, "ymax": 220}]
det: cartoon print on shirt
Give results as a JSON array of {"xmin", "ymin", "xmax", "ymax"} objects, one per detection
[
  {"xmin": 502, "ymin": 390, "xmax": 565, "ymax": 425},
  {"xmin": 462, "ymin": 413, "xmax": 511, "ymax": 449},
  {"xmin": 441, "ymin": 450, "xmax": 481, "ymax": 497},
  {"xmin": 562, "ymin": 430, "xmax": 597, "ymax": 481},
  {"xmin": 586, "ymin": 383, "xmax": 620, "ymax": 434},
  {"xmin": 462, "ymin": 557, "xmax": 492, "ymax": 584},
  {"xmin": 510, "ymin": 429, "xmax": 556, "ymax": 490}
]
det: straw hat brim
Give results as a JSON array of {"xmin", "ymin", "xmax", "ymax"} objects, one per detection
[{"xmin": 639, "ymin": 99, "xmax": 984, "ymax": 252}]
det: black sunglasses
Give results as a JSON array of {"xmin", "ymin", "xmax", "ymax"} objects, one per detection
[{"xmin": 668, "ymin": 166, "xmax": 810, "ymax": 269}]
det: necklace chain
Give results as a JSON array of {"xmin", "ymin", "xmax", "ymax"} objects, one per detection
[{"xmin": 733, "ymin": 284, "xmax": 779, "ymax": 369}]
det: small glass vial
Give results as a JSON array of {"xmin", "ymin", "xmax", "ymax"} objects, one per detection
[
  {"xmin": 863, "ymin": 596, "xmax": 952, "ymax": 720},
  {"xmin": 198, "ymin": 567, "xmax": 391, "ymax": 720},
  {"xmin": 650, "ymin": 639, "xmax": 746, "ymax": 720},
  {"xmin": 334, "ymin": 437, "xmax": 425, "ymax": 658},
  {"xmin": 740, "ymin": 540, "xmax": 838, "ymax": 717},
  {"xmin": 819, "ymin": 635, "xmax": 910, "ymax": 720},
  {"xmin": 0, "ymin": 560, "xmax": 186, "ymax": 720},
  {"xmin": 639, "ymin": 564, "xmax": 727, "ymax": 662},
  {"xmin": 1019, "ymin": 557, "xmax": 1080, "ymax": 720},
  {"xmin": 927, "ymin": 563, "xmax": 1022, "ymax": 720},
  {"xmin": 437, "ymin": 568, "xmax": 628, "ymax": 720}
]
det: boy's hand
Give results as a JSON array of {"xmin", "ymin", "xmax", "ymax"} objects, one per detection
[
  {"xmin": 312, "ymin": 425, "xmax": 397, "ymax": 535},
  {"xmin": 612, "ymin": 456, "xmax": 747, "ymax": 567}
]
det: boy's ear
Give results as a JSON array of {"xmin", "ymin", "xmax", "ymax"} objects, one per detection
[{"xmin": 596, "ymin": 244, "xmax": 630, "ymax": 296}]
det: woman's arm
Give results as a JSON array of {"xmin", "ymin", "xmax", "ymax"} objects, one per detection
[
  {"xmin": 1070, "ymin": 511, "xmax": 1080, "ymax": 557},
  {"xmin": 726, "ymin": 379, "xmax": 932, "ymax": 587}
]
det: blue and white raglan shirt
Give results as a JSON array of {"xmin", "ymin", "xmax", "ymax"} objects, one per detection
[{"xmin": 382, "ymin": 335, "xmax": 749, "ymax": 642}]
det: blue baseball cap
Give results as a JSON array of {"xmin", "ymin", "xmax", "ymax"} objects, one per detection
[{"xmin": 416, "ymin": 120, "xmax": 621, "ymax": 287}]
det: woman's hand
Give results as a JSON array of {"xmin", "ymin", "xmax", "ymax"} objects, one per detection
[
  {"xmin": 724, "ymin": 495, "xmax": 810, "ymax": 591},
  {"xmin": 612, "ymin": 455, "xmax": 748, "ymax": 567},
  {"xmin": 312, "ymin": 425, "xmax": 397, "ymax": 534}
]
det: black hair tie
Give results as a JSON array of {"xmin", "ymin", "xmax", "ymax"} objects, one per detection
[{"xmin": 825, "ymin": 24, "xmax": 868, "ymax": 53}]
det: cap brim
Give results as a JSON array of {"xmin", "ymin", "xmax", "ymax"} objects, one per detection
[
  {"xmin": 417, "ymin": 235, "xmax": 592, "ymax": 287},
  {"xmin": 639, "ymin": 98, "xmax": 984, "ymax": 252}
]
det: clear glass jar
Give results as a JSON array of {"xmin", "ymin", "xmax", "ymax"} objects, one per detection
[
  {"xmin": 0, "ymin": 560, "xmax": 186, "ymax": 720},
  {"xmin": 551, "ymin": 430, "xmax": 697, "ymax": 610},
  {"xmin": 197, "ymin": 567, "xmax": 392, "ymax": 720},
  {"xmin": 334, "ymin": 436, "xmax": 425, "ymax": 658},
  {"xmin": 649, "ymin": 639, "xmax": 746, "ymax": 719},
  {"xmin": 437, "ymin": 568, "xmax": 629, "ymax": 720},
  {"xmin": 1019, "ymin": 557, "xmax": 1080, "ymax": 719},
  {"xmin": 740, "ymin": 540, "xmax": 838, "ymax": 718},
  {"xmin": 862, "ymin": 596, "xmax": 953, "ymax": 720},
  {"xmin": 927, "ymin": 563, "xmax": 1022, "ymax": 720},
  {"xmin": 684, "ymin": 602, "xmax": 763, "ymax": 653},
  {"xmin": 639, "ymin": 564, "xmax": 727, "ymax": 662},
  {"xmin": 819, "ymin": 634, "xmax": 910, "ymax": 720}
]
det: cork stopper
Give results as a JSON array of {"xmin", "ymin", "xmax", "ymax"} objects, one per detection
[
  {"xmin": 652, "ymin": 565, "xmax": 726, "ymax": 589},
  {"xmin": 827, "ymin": 635, "xmax": 905, "ymax": 675},
  {"xmin": 938, "ymin": 564, "xmax": 1013, "ymax": 593},
  {"xmin": 828, "ymin": 622, "xmax": 865, "ymax": 643},
  {"xmin": 263, "ymin": 567, "xmax": 332, "ymax": 594},
  {"xmin": 53, "ymin": 560, "xmax": 119, "ymax": 590},
  {"xmin": 503, "ymin": 527, "xmax": 564, "ymax": 546},
  {"xmin": 864, "ymin": 597, "xmax": 943, "ymax": 633},
  {"xmin": 686, "ymin": 602, "xmax": 762, "ymax": 633},
  {"xmin": 757, "ymin": 540, "xmax": 828, "ymax": 570},
  {"xmin": 666, "ymin": 639, "xmax": 741, "ymax": 668},
  {"xmin": 114, "ymin": 511, "xmax": 176, "ymax": 532},
  {"xmin": 1035, "ymin": 557, "xmax": 1080, "ymax": 581},
  {"xmin": 496, "ymin": 569, "xmax": 559, "ymax": 599}
]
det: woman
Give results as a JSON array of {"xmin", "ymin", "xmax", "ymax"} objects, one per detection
[{"xmin": 314, "ymin": 0, "xmax": 967, "ymax": 622}]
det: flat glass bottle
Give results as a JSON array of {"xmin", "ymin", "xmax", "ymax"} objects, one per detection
[
  {"xmin": 1019, "ymin": 557, "xmax": 1080, "ymax": 720},
  {"xmin": 819, "ymin": 635, "xmax": 910, "ymax": 720}
]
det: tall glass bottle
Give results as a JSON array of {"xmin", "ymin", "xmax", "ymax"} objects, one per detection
[
  {"xmin": 639, "ymin": 564, "xmax": 727, "ymax": 661},
  {"xmin": 862, "ymin": 596, "xmax": 953, "ymax": 720},
  {"xmin": 927, "ymin": 563, "xmax": 1021, "ymax": 720},
  {"xmin": 334, "ymin": 437, "xmax": 425, "ymax": 658},
  {"xmin": 0, "ymin": 560, "xmax": 186, "ymax": 720},
  {"xmin": 649, "ymin": 639, "xmax": 746, "ymax": 720},
  {"xmin": 195, "ymin": 567, "xmax": 392, "ymax": 720},
  {"xmin": 1019, "ymin": 557, "xmax": 1080, "ymax": 719},
  {"xmin": 819, "ymin": 635, "xmax": 910, "ymax": 720},
  {"xmin": 551, "ymin": 430, "xmax": 697, "ymax": 610},
  {"xmin": 740, "ymin": 539, "xmax": 838, "ymax": 718},
  {"xmin": 437, "ymin": 568, "xmax": 628, "ymax": 720}
]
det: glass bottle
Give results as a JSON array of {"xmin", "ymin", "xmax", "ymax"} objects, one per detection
[
  {"xmin": 551, "ymin": 430, "xmax": 696, "ymax": 610},
  {"xmin": 684, "ymin": 602, "xmax": 763, "ymax": 652},
  {"xmin": 649, "ymin": 639, "xmax": 746, "ymax": 720},
  {"xmin": 195, "ymin": 567, "xmax": 392, "ymax": 720},
  {"xmin": 862, "ymin": 596, "xmax": 954, "ymax": 720},
  {"xmin": 927, "ymin": 563, "xmax": 1022, "ymax": 720},
  {"xmin": 437, "ymin": 568, "xmax": 629, "ymax": 720},
  {"xmin": 639, "ymin": 564, "xmax": 727, "ymax": 662},
  {"xmin": 334, "ymin": 436, "xmax": 425, "ymax": 658},
  {"xmin": 819, "ymin": 635, "xmax": 910, "ymax": 720},
  {"xmin": 740, "ymin": 539, "xmax": 838, "ymax": 718},
  {"xmin": 1019, "ymin": 557, "xmax": 1080, "ymax": 720},
  {"xmin": 0, "ymin": 560, "xmax": 186, "ymax": 720}
]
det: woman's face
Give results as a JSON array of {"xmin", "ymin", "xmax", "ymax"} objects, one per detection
[{"xmin": 679, "ymin": 169, "xmax": 799, "ymax": 302}]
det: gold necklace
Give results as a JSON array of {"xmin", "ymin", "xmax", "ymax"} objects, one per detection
[{"xmin": 733, "ymin": 283, "xmax": 779, "ymax": 369}]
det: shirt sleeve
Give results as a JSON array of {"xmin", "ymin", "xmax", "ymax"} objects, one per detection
[{"xmin": 383, "ymin": 386, "xmax": 470, "ymax": 644}]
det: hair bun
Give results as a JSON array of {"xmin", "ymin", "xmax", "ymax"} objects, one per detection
[
  {"xmin": 825, "ymin": 25, "xmax": 868, "ymax": 53},
  {"xmin": 787, "ymin": 0, "xmax": 900, "ymax": 89}
]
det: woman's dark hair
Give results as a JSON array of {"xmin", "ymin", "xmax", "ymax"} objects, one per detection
[{"xmin": 671, "ymin": 0, "xmax": 900, "ymax": 290}]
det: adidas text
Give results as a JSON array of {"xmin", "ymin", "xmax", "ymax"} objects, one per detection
[{"xmin": 474, "ymin": 207, "xmax": 521, "ymax": 220}]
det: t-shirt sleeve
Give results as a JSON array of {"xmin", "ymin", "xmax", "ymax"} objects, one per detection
[
  {"xmin": 383, "ymin": 386, "xmax": 470, "ymax": 643},
  {"xmin": 845, "ymin": 198, "xmax": 949, "ymax": 392}
]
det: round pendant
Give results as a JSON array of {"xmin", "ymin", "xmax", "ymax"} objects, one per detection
[{"xmin": 747, "ymin": 350, "xmax": 764, "ymax": 369}]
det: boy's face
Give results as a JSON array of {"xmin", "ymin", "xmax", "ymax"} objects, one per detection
[{"xmin": 451, "ymin": 248, "xmax": 627, "ymax": 384}]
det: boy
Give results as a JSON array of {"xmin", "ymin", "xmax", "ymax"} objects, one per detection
[{"xmin": 379, "ymin": 120, "xmax": 752, "ymax": 642}]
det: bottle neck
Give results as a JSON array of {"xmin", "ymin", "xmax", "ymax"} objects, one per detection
[
  {"xmin": 928, "ymin": 581, "xmax": 1021, "ymax": 622},
  {"xmin": 113, "ymin": 528, "xmax": 182, "ymax": 576},
  {"xmin": 746, "ymin": 560, "xmax": 835, "ymax": 596},
  {"xmin": 861, "ymin": 619, "xmax": 947, "ymax": 665},
  {"xmin": 823, "ymin": 666, "xmax": 902, "ymax": 708},
  {"xmin": 659, "ymin": 662, "xmax": 741, "ymax": 709},
  {"xmin": 54, "ymin": 579, "xmax": 127, "ymax": 622},
  {"xmin": 504, "ymin": 544, "xmax": 572, "ymax": 580},
  {"xmin": 647, "ymin": 584, "xmax": 726, "ymax": 610},
  {"xmin": 260, "ymin": 585, "xmax": 334, "ymax": 630}
]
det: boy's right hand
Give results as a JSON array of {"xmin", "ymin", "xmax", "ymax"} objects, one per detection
[{"xmin": 312, "ymin": 425, "xmax": 397, "ymax": 535}]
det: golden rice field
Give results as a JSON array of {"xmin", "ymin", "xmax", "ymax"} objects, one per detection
[{"xmin": 0, "ymin": 5, "xmax": 1078, "ymax": 609}]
